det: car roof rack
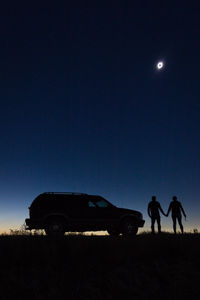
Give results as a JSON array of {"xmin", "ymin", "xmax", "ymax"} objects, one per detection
[{"xmin": 42, "ymin": 192, "xmax": 88, "ymax": 195}]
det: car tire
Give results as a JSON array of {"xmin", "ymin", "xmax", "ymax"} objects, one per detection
[
  {"xmin": 45, "ymin": 218, "xmax": 65, "ymax": 237},
  {"xmin": 121, "ymin": 218, "xmax": 138, "ymax": 236}
]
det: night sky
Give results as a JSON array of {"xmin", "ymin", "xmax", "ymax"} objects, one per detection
[{"xmin": 0, "ymin": 2, "xmax": 199, "ymax": 232}]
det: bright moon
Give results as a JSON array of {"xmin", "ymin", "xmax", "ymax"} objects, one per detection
[{"xmin": 157, "ymin": 61, "xmax": 164, "ymax": 70}]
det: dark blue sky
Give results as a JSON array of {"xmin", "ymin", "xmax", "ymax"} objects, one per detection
[{"xmin": 0, "ymin": 2, "xmax": 199, "ymax": 232}]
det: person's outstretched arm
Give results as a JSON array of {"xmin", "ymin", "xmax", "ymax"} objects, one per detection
[
  {"xmin": 166, "ymin": 203, "xmax": 172, "ymax": 217},
  {"xmin": 180, "ymin": 203, "xmax": 186, "ymax": 218},
  {"xmin": 159, "ymin": 204, "xmax": 166, "ymax": 216},
  {"xmin": 147, "ymin": 203, "xmax": 151, "ymax": 218}
]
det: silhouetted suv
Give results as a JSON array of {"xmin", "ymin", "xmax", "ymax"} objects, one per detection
[{"xmin": 25, "ymin": 192, "xmax": 145, "ymax": 236}]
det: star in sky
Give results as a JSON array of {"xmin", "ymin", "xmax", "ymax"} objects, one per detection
[{"xmin": 157, "ymin": 61, "xmax": 164, "ymax": 70}]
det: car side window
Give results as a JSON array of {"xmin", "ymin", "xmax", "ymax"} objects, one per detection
[{"xmin": 88, "ymin": 200, "xmax": 96, "ymax": 207}]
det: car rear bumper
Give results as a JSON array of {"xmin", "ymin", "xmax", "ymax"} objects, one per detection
[{"xmin": 25, "ymin": 218, "xmax": 44, "ymax": 230}]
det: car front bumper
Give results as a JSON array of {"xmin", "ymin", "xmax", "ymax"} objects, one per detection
[{"xmin": 138, "ymin": 219, "xmax": 145, "ymax": 227}]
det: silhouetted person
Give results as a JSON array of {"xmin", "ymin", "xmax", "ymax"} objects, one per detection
[
  {"xmin": 166, "ymin": 196, "xmax": 186, "ymax": 234},
  {"xmin": 148, "ymin": 196, "xmax": 166, "ymax": 234}
]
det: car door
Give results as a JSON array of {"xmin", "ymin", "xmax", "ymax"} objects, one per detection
[
  {"xmin": 74, "ymin": 197, "xmax": 110, "ymax": 231},
  {"xmin": 68, "ymin": 196, "xmax": 100, "ymax": 231},
  {"xmin": 81, "ymin": 198, "xmax": 101, "ymax": 230},
  {"xmin": 89, "ymin": 198, "xmax": 118, "ymax": 230}
]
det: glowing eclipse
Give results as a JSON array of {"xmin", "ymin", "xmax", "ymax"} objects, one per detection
[{"xmin": 157, "ymin": 61, "xmax": 164, "ymax": 70}]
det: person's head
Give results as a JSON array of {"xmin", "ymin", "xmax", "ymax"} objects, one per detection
[
  {"xmin": 152, "ymin": 196, "xmax": 156, "ymax": 201},
  {"xmin": 172, "ymin": 196, "xmax": 177, "ymax": 201}
]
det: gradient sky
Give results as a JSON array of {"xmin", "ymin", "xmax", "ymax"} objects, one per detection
[{"xmin": 0, "ymin": 2, "xmax": 200, "ymax": 233}]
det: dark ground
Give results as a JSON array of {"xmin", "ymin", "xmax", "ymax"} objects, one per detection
[{"xmin": 0, "ymin": 233, "xmax": 199, "ymax": 300}]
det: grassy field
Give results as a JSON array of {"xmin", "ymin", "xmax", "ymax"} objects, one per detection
[{"xmin": 0, "ymin": 233, "xmax": 200, "ymax": 299}]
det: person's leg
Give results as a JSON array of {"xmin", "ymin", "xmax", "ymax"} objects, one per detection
[
  {"xmin": 157, "ymin": 217, "xmax": 161, "ymax": 233},
  {"xmin": 151, "ymin": 218, "xmax": 155, "ymax": 234},
  {"xmin": 177, "ymin": 215, "xmax": 183, "ymax": 233},
  {"xmin": 172, "ymin": 216, "xmax": 176, "ymax": 233}
]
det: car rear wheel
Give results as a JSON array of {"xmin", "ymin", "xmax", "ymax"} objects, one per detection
[
  {"xmin": 45, "ymin": 218, "xmax": 65, "ymax": 237},
  {"xmin": 121, "ymin": 218, "xmax": 138, "ymax": 236}
]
